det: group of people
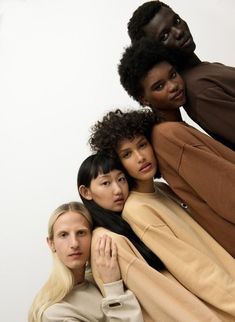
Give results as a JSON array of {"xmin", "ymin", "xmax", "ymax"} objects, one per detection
[{"xmin": 29, "ymin": 1, "xmax": 235, "ymax": 322}]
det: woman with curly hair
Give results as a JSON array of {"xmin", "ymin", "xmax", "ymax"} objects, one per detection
[
  {"xmin": 117, "ymin": 39, "xmax": 235, "ymax": 257},
  {"xmin": 87, "ymin": 107, "xmax": 235, "ymax": 321}
]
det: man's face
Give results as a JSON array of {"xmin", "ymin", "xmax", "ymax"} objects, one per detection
[{"xmin": 143, "ymin": 6, "xmax": 196, "ymax": 55}]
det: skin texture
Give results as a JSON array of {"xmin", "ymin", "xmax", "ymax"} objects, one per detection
[
  {"xmin": 79, "ymin": 169, "xmax": 129, "ymax": 212},
  {"xmin": 117, "ymin": 135, "xmax": 157, "ymax": 193},
  {"xmin": 141, "ymin": 61, "xmax": 186, "ymax": 112},
  {"xmin": 48, "ymin": 211, "xmax": 92, "ymax": 283},
  {"xmin": 48, "ymin": 211, "xmax": 121, "ymax": 284},
  {"xmin": 143, "ymin": 6, "xmax": 195, "ymax": 55},
  {"xmin": 94, "ymin": 234, "xmax": 121, "ymax": 284}
]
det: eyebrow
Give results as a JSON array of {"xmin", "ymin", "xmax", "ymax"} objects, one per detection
[
  {"xmin": 55, "ymin": 227, "xmax": 89, "ymax": 234},
  {"xmin": 150, "ymin": 66, "xmax": 175, "ymax": 90},
  {"xmin": 98, "ymin": 170, "xmax": 124, "ymax": 178},
  {"xmin": 118, "ymin": 136, "xmax": 146, "ymax": 152},
  {"xmin": 156, "ymin": 12, "xmax": 180, "ymax": 38}
]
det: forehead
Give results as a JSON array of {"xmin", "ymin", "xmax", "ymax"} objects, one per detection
[
  {"xmin": 54, "ymin": 211, "xmax": 90, "ymax": 231},
  {"xmin": 95, "ymin": 169, "xmax": 124, "ymax": 179},
  {"xmin": 117, "ymin": 135, "xmax": 146, "ymax": 150},
  {"xmin": 144, "ymin": 7, "xmax": 177, "ymax": 38},
  {"xmin": 142, "ymin": 61, "xmax": 173, "ymax": 84}
]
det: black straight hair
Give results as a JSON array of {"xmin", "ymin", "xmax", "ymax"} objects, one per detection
[{"xmin": 77, "ymin": 153, "xmax": 165, "ymax": 271}]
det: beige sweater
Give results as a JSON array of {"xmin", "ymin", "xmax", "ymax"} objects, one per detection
[
  {"xmin": 92, "ymin": 228, "xmax": 225, "ymax": 322},
  {"xmin": 122, "ymin": 182, "xmax": 235, "ymax": 321},
  {"xmin": 42, "ymin": 279, "xmax": 144, "ymax": 322}
]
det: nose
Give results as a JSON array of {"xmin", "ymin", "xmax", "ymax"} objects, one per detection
[
  {"xmin": 135, "ymin": 150, "xmax": 145, "ymax": 163},
  {"xmin": 168, "ymin": 79, "xmax": 179, "ymax": 92},
  {"xmin": 113, "ymin": 181, "xmax": 122, "ymax": 194},
  {"xmin": 70, "ymin": 235, "xmax": 80, "ymax": 249},
  {"xmin": 171, "ymin": 26, "xmax": 184, "ymax": 39}
]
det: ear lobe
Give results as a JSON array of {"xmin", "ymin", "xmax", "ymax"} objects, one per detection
[
  {"xmin": 47, "ymin": 237, "xmax": 56, "ymax": 252},
  {"xmin": 79, "ymin": 185, "xmax": 93, "ymax": 200}
]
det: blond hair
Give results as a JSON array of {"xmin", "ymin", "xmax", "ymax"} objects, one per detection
[{"xmin": 28, "ymin": 202, "xmax": 92, "ymax": 322}]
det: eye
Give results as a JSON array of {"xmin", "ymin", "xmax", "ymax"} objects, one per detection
[
  {"xmin": 159, "ymin": 32, "xmax": 169, "ymax": 42},
  {"xmin": 118, "ymin": 175, "xmax": 126, "ymax": 183},
  {"xmin": 170, "ymin": 71, "xmax": 177, "ymax": 79},
  {"xmin": 77, "ymin": 230, "xmax": 87, "ymax": 237},
  {"xmin": 153, "ymin": 82, "xmax": 165, "ymax": 91},
  {"xmin": 59, "ymin": 232, "xmax": 68, "ymax": 238},
  {"xmin": 139, "ymin": 141, "xmax": 148, "ymax": 149},
  {"xmin": 174, "ymin": 16, "xmax": 181, "ymax": 25},
  {"xmin": 101, "ymin": 180, "xmax": 110, "ymax": 186},
  {"xmin": 121, "ymin": 151, "xmax": 131, "ymax": 159}
]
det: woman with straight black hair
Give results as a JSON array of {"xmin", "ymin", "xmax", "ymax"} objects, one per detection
[
  {"xmin": 77, "ymin": 152, "xmax": 223, "ymax": 322},
  {"xmin": 77, "ymin": 152, "xmax": 164, "ymax": 271}
]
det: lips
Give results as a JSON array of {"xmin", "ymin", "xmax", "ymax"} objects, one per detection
[
  {"xmin": 69, "ymin": 252, "xmax": 82, "ymax": 257},
  {"xmin": 114, "ymin": 197, "xmax": 124, "ymax": 204},
  {"xmin": 171, "ymin": 89, "xmax": 185, "ymax": 101},
  {"xmin": 180, "ymin": 37, "xmax": 192, "ymax": 49},
  {"xmin": 139, "ymin": 162, "xmax": 152, "ymax": 172}
]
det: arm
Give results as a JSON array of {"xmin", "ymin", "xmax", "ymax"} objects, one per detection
[
  {"xmin": 94, "ymin": 235, "xmax": 144, "ymax": 322},
  {"xmin": 123, "ymin": 201, "xmax": 235, "ymax": 317},
  {"xmin": 91, "ymin": 228, "xmax": 221, "ymax": 322}
]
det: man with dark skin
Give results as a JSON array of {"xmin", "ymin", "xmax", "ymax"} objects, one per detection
[{"xmin": 128, "ymin": 1, "xmax": 235, "ymax": 150}]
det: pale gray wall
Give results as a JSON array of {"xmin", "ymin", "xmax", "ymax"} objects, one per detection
[{"xmin": 0, "ymin": 1, "xmax": 234, "ymax": 321}]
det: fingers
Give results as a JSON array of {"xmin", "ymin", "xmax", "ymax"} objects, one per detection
[
  {"xmin": 94, "ymin": 234, "xmax": 121, "ymax": 284},
  {"xmin": 98, "ymin": 234, "xmax": 112, "ymax": 259}
]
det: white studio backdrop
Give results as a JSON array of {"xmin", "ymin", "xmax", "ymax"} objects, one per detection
[{"xmin": 0, "ymin": 1, "xmax": 234, "ymax": 321}]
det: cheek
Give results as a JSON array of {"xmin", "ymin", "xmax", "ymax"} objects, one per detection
[
  {"xmin": 150, "ymin": 92, "xmax": 167, "ymax": 106},
  {"xmin": 92, "ymin": 191, "xmax": 112, "ymax": 209},
  {"xmin": 122, "ymin": 184, "xmax": 129, "ymax": 200},
  {"xmin": 91, "ymin": 189, "xmax": 105, "ymax": 203},
  {"xmin": 83, "ymin": 238, "xmax": 91, "ymax": 256}
]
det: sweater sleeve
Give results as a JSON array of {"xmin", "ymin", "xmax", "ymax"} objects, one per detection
[{"xmin": 101, "ymin": 280, "xmax": 144, "ymax": 322}]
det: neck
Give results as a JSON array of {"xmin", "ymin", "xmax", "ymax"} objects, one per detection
[
  {"xmin": 133, "ymin": 179, "xmax": 155, "ymax": 193},
  {"xmin": 159, "ymin": 109, "xmax": 182, "ymax": 122},
  {"xmin": 72, "ymin": 266, "xmax": 85, "ymax": 284},
  {"xmin": 180, "ymin": 53, "xmax": 201, "ymax": 70}
]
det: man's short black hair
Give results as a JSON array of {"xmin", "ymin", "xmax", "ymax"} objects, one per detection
[{"xmin": 128, "ymin": 1, "xmax": 170, "ymax": 43}]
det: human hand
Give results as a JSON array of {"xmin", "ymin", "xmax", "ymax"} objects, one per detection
[{"xmin": 94, "ymin": 234, "xmax": 121, "ymax": 284}]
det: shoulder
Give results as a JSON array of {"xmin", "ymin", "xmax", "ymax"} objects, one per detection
[
  {"xmin": 42, "ymin": 302, "xmax": 70, "ymax": 322},
  {"xmin": 91, "ymin": 227, "xmax": 130, "ymax": 248},
  {"xmin": 182, "ymin": 62, "xmax": 235, "ymax": 88},
  {"xmin": 92, "ymin": 227, "xmax": 125, "ymax": 242}
]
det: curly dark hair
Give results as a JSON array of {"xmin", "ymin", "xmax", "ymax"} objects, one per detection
[
  {"xmin": 118, "ymin": 38, "xmax": 178, "ymax": 104},
  {"xmin": 89, "ymin": 108, "xmax": 160, "ymax": 156},
  {"xmin": 128, "ymin": 1, "xmax": 170, "ymax": 43}
]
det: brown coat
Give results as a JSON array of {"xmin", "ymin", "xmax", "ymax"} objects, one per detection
[{"xmin": 151, "ymin": 121, "xmax": 235, "ymax": 257}]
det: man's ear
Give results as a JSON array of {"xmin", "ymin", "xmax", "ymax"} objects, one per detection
[
  {"xmin": 47, "ymin": 237, "xmax": 56, "ymax": 252},
  {"xmin": 78, "ymin": 185, "xmax": 93, "ymax": 200}
]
